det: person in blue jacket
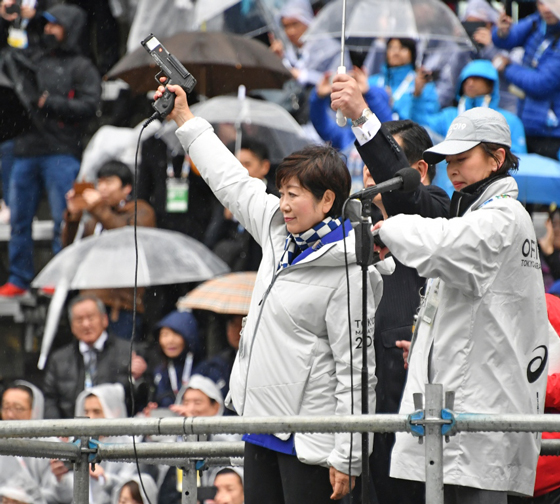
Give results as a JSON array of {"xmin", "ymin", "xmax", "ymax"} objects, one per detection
[
  {"xmin": 309, "ymin": 66, "xmax": 393, "ymax": 192},
  {"xmin": 411, "ymin": 59, "xmax": 527, "ymax": 154},
  {"xmin": 148, "ymin": 310, "xmax": 203, "ymax": 408},
  {"xmin": 492, "ymin": 1, "xmax": 560, "ymax": 159},
  {"xmin": 368, "ymin": 38, "xmax": 440, "ymax": 121}
]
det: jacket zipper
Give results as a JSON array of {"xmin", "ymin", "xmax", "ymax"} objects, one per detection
[{"xmin": 240, "ymin": 215, "xmax": 339, "ymax": 414}]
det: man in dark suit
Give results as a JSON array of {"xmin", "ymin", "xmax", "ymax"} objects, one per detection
[
  {"xmin": 43, "ymin": 294, "xmax": 148, "ymax": 418},
  {"xmin": 331, "ymin": 74, "xmax": 450, "ymax": 504}
]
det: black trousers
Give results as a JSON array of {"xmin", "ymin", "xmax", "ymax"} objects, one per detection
[{"xmin": 244, "ymin": 443, "xmax": 339, "ymax": 504}]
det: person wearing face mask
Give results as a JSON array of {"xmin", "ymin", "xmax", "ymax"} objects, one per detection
[{"xmin": 0, "ymin": 3, "xmax": 100, "ymax": 298}]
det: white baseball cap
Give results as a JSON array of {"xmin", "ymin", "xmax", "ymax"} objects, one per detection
[{"xmin": 423, "ymin": 107, "xmax": 511, "ymax": 164}]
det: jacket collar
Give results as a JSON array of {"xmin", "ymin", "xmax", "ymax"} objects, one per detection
[{"xmin": 450, "ymin": 174, "xmax": 516, "ymax": 217}]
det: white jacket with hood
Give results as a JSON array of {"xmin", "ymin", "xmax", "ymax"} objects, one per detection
[
  {"xmin": 378, "ymin": 176, "xmax": 549, "ymax": 495},
  {"xmin": 176, "ymin": 118, "xmax": 382, "ymax": 475},
  {"xmin": 0, "ymin": 381, "xmax": 73, "ymax": 504},
  {"xmin": 75, "ymin": 384, "xmax": 138, "ymax": 504}
]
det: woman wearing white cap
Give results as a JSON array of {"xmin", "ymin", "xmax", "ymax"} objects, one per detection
[{"xmin": 373, "ymin": 107, "xmax": 549, "ymax": 502}]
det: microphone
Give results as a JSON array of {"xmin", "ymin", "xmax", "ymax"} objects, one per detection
[{"xmin": 349, "ymin": 167, "xmax": 421, "ymax": 200}]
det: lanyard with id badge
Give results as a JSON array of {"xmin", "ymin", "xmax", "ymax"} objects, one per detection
[
  {"xmin": 408, "ymin": 278, "xmax": 441, "ymax": 367},
  {"xmin": 166, "ymin": 156, "xmax": 190, "ymax": 213}
]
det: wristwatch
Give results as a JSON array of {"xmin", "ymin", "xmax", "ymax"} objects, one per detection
[{"xmin": 351, "ymin": 108, "xmax": 373, "ymax": 127}]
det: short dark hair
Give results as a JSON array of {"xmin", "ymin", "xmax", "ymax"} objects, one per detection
[
  {"xmin": 240, "ymin": 138, "xmax": 270, "ymax": 162},
  {"xmin": 121, "ymin": 481, "xmax": 143, "ymax": 504},
  {"xmin": 480, "ymin": 142, "xmax": 519, "ymax": 175},
  {"xmin": 387, "ymin": 38, "xmax": 417, "ymax": 67},
  {"xmin": 4, "ymin": 384, "xmax": 33, "ymax": 408},
  {"xmin": 384, "ymin": 120, "xmax": 436, "ymax": 183},
  {"xmin": 68, "ymin": 294, "xmax": 106, "ymax": 323},
  {"xmin": 275, "ymin": 145, "xmax": 351, "ymax": 219},
  {"xmin": 97, "ymin": 160, "xmax": 133, "ymax": 188}
]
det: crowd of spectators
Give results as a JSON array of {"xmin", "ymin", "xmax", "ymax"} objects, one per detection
[{"xmin": 1, "ymin": 0, "xmax": 560, "ymax": 503}]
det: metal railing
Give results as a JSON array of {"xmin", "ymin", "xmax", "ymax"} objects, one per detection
[{"xmin": 1, "ymin": 384, "xmax": 559, "ymax": 504}]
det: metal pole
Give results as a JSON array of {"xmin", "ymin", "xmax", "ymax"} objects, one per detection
[
  {"xmin": 424, "ymin": 384, "xmax": 444, "ymax": 504},
  {"xmin": 0, "ymin": 414, "xmax": 409, "ymax": 438},
  {"xmin": 96, "ymin": 441, "xmax": 244, "ymax": 461},
  {"xmin": 73, "ymin": 436, "xmax": 90, "ymax": 504},
  {"xmin": 0, "ymin": 438, "xmax": 80, "ymax": 459},
  {"xmin": 182, "ymin": 460, "xmax": 198, "ymax": 504}
]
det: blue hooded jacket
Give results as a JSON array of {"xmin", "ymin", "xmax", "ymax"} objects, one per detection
[
  {"xmin": 368, "ymin": 63, "xmax": 440, "ymax": 121},
  {"xmin": 493, "ymin": 12, "xmax": 560, "ymax": 138},
  {"xmin": 152, "ymin": 310, "xmax": 202, "ymax": 407},
  {"xmin": 410, "ymin": 59, "xmax": 527, "ymax": 153}
]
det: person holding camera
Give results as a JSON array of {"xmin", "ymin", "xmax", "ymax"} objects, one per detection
[
  {"xmin": 0, "ymin": 3, "xmax": 100, "ymax": 297},
  {"xmin": 412, "ymin": 59, "xmax": 527, "ymax": 154},
  {"xmin": 492, "ymin": 1, "xmax": 560, "ymax": 160}
]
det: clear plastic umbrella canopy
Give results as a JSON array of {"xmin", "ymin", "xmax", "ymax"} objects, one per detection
[
  {"xmin": 33, "ymin": 227, "xmax": 229, "ymax": 289},
  {"xmin": 191, "ymin": 95, "xmax": 311, "ymax": 163},
  {"xmin": 304, "ymin": 0, "xmax": 473, "ymax": 49},
  {"xmin": 33, "ymin": 227, "xmax": 229, "ymax": 369}
]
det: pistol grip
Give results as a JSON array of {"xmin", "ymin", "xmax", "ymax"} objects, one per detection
[{"xmin": 153, "ymin": 88, "xmax": 176, "ymax": 119}]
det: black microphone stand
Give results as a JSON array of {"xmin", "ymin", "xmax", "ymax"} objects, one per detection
[{"xmin": 355, "ymin": 197, "xmax": 375, "ymax": 504}]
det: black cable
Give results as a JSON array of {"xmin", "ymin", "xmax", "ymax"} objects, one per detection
[
  {"xmin": 341, "ymin": 198, "xmax": 354, "ymax": 504},
  {"xmin": 127, "ymin": 113, "xmax": 159, "ymax": 504}
]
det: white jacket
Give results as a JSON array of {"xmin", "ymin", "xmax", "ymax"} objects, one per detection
[
  {"xmin": 176, "ymin": 118, "xmax": 382, "ymax": 475},
  {"xmin": 379, "ymin": 176, "xmax": 549, "ymax": 495}
]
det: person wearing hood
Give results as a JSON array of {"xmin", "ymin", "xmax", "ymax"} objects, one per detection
[
  {"xmin": 371, "ymin": 107, "xmax": 548, "ymax": 501},
  {"xmin": 154, "ymin": 81, "xmax": 380, "ymax": 504},
  {"xmin": 492, "ymin": 1, "xmax": 560, "ymax": 160},
  {"xmin": 269, "ymin": 0, "xmax": 340, "ymax": 87},
  {"xmin": 411, "ymin": 59, "xmax": 527, "ymax": 154},
  {"xmin": 75, "ymin": 384, "xmax": 145, "ymax": 504},
  {"xmin": 148, "ymin": 310, "xmax": 202, "ymax": 409},
  {"xmin": 0, "ymin": 381, "xmax": 73, "ymax": 504},
  {"xmin": 0, "ymin": 3, "xmax": 101, "ymax": 297},
  {"xmin": 368, "ymin": 37, "xmax": 440, "ymax": 122},
  {"xmin": 460, "ymin": 0, "xmax": 519, "ymax": 114},
  {"xmin": 115, "ymin": 476, "xmax": 158, "ymax": 504}
]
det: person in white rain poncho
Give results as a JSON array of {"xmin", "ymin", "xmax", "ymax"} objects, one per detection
[
  {"xmin": 0, "ymin": 381, "xmax": 72, "ymax": 504},
  {"xmin": 372, "ymin": 107, "xmax": 549, "ymax": 503},
  {"xmin": 75, "ymin": 384, "xmax": 145, "ymax": 504}
]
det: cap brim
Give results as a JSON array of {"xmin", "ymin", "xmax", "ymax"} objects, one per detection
[
  {"xmin": 423, "ymin": 139, "xmax": 481, "ymax": 164},
  {"xmin": 43, "ymin": 12, "xmax": 59, "ymax": 23}
]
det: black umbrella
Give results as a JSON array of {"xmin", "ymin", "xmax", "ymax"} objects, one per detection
[{"xmin": 105, "ymin": 31, "xmax": 292, "ymax": 98}]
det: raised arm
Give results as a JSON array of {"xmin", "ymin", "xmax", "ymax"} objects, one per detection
[{"xmin": 158, "ymin": 84, "xmax": 280, "ymax": 246}]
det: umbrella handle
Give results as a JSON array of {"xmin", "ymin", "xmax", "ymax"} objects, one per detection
[{"xmin": 336, "ymin": 66, "xmax": 347, "ymax": 127}]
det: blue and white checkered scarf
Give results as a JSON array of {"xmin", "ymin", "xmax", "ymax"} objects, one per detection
[{"xmin": 278, "ymin": 216, "xmax": 342, "ymax": 271}]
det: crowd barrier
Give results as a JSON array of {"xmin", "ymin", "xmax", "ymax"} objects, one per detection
[{"xmin": 0, "ymin": 384, "xmax": 559, "ymax": 504}]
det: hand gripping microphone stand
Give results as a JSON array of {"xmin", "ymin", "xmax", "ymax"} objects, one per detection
[{"xmin": 350, "ymin": 167, "xmax": 421, "ymax": 503}]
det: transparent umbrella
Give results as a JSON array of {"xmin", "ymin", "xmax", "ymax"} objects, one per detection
[
  {"xmin": 33, "ymin": 227, "xmax": 229, "ymax": 369},
  {"xmin": 190, "ymin": 92, "xmax": 312, "ymax": 163},
  {"xmin": 304, "ymin": 0, "xmax": 474, "ymax": 50}
]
